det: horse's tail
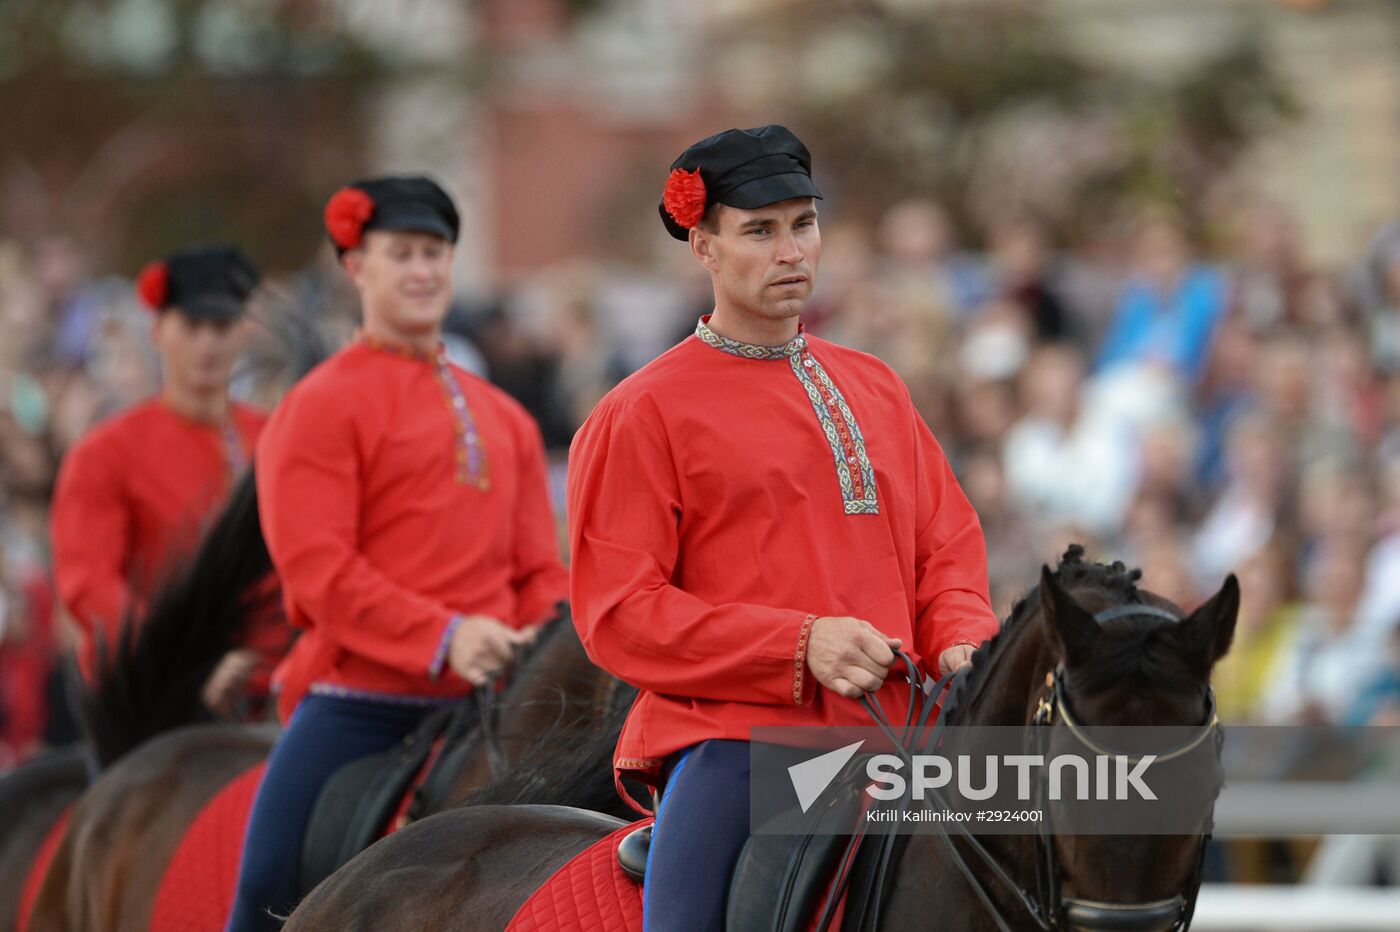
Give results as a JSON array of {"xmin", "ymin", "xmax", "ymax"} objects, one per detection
[{"xmin": 79, "ymin": 468, "xmax": 277, "ymax": 768}]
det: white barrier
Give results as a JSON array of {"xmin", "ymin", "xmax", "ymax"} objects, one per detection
[{"xmin": 1192, "ymin": 884, "xmax": 1400, "ymax": 930}]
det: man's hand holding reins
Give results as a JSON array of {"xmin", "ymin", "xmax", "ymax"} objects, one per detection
[
  {"xmin": 449, "ymin": 614, "xmax": 535, "ymax": 686},
  {"xmin": 805, "ymin": 616, "xmax": 902, "ymax": 699},
  {"xmin": 937, "ymin": 643, "xmax": 976, "ymax": 675},
  {"xmin": 202, "ymin": 648, "xmax": 260, "ymax": 716}
]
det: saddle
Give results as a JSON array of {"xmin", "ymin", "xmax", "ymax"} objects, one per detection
[
  {"xmin": 606, "ymin": 752, "xmax": 900, "ymax": 932},
  {"xmin": 298, "ymin": 700, "xmax": 479, "ymax": 893}
]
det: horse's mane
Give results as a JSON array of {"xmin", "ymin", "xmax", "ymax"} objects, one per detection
[
  {"xmin": 415, "ymin": 612, "xmax": 639, "ymax": 821},
  {"xmin": 450, "ymin": 676, "xmax": 641, "ymax": 821},
  {"xmin": 948, "ymin": 544, "xmax": 1152, "ymax": 716},
  {"xmin": 79, "ymin": 469, "xmax": 276, "ymax": 767}
]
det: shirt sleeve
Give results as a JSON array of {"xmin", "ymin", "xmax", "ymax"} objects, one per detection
[
  {"xmin": 567, "ymin": 392, "xmax": 813, "ymax": 706},
  {"xmin": 256, "ymin": 382, "xmax": 456, "ymax": 677},
  {"xmin": 50, "ymin": 435, "xmax": 133, "ymax": 647},
  {"xmin": 908, "ymin": 405, "xmax": 1000, "ymax": 669},
  {"xmin": 507, "ymin": 411, "xmax": 570, "ymax": 628}
]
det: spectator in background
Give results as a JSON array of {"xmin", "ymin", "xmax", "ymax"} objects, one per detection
[
  {"xmin": 985, "ymin": 213, "xmax": 1073, "ymax": 342},
  {"xmin": 542, "ymin": 292, "xmax": 628, "ymax": 447},
  {"xmin": 1003, "ymin": 343, "xmax": 1137, "ymax": 536},
  {"xmin": 1295, "ymin": 463, "xmax": 1374, "ymax": 578},
  {"xmin": 958, "ymin": 446, "xmax": 1037, "ymax": 614},
  {"xmin": 1096, "ymin": 214, "xmax": 1229, "ymax": 383},
  {"xmin": 1135, "ymin": 538, "xmax": 1201, "ymax": 611},
  {"xmin": 1192, "ymin": 412, "xmax": 1291, "ymax": 587},
  {"xmin": 1363, "ymin": 220, "xmax": 1400, "ymax": 374},
  {"xmin": 1262, "ymin": 539, "xmax": 1381, "ymax": 724},
  {"xmin": 1212, "ymin": 540, "xmax": 1303, "ymax": 722},
  {"xmin": 1195, "ymin": 313, "xmax": 1261, "ymax": 493},
  {"xmin": 1120, "ymin": 490, "xmax": 1188, "ymax": 568},
  {"xmin": 877, "ymin": 199, "xmax": 991, "ymax": 319},
  {"xmin": 1315, "ymin": 325, "xmax": 1384, "ymax": 454},
  {"xmin": 1353, "ymin": 455, "xmax": 1400, "ymax": 646},
  {"xmin": 1133, "ymin": 415, "xmax": 1201, "ymax": 521},
  {"xmin": 1345, "ymin": 626, "xmax": 1400, "ymax": 726},
  {"xmin": 1228, "ymin": 201, "xmax": 1312, "ymax": 335},
  {"xmin": 1254, "ymin": 331, "xmax": 1357, "ymax": 474}
]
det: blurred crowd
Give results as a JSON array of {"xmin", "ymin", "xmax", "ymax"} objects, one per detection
[{"xmin": 3, "ymin": 197, "xmax": 1400, "ymax": 766}]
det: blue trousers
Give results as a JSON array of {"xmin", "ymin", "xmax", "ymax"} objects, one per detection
[
  {"xmin": 644, "ymin": 739, "xmax": 752, "ymax": 932},
  {"xmin": 225, "ymin": 695, "xmax": 433, "ymax": 932}
]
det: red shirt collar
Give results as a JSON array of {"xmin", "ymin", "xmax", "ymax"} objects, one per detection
[{"xmin": 354, "ymin": 329, "xmax": 447, "ymax": 365}]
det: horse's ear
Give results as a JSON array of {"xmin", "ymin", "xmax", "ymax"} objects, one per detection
[
  {"xmin": 1038, "ymin": 565, "xmax": 1098, "ymax": 667},
  {"xmin": 1169, "ymin": 574, "xmax": 1240, "ymax": 671}
]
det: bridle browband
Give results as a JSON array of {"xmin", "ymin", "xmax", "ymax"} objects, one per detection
[{"xmin": 818, "ymin": 600, "xmax": 1221, "ymax": 932}]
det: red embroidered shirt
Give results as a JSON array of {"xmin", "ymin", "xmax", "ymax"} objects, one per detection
[
  {"xmin": 257, "ymin": 336, "xmax": 568, "ymax": 720},
  {"xmin": 50, "ymin": 399, "xmax": 274, "ymax": 681},
  {"xmin": 568, "ymin": 317, "xmax": 999, "ymax": 786}
]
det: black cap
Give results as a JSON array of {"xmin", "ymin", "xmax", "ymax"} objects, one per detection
[
  {"xmin": 324, "ymin": 175, "xmax": 459, "ymax": 255},
  {"xmin": 136, "ymin": 244, "xmax": 259, "ymax": 320},
  {"xmin": 659, "ymin": 124, "xmax": 823, "ymax": 241}
]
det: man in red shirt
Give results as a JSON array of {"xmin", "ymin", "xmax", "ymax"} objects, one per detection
[
  {"xmin": 227, "ymin": 176, "xmax": 568, "ymax": 931},
  {"xmin": 50, "ymin": 243, "xmax": 279, "ymax": 710},
  {"xmin": 568, "ymin": 126, "xmax": 1001, "ymax": 931}
]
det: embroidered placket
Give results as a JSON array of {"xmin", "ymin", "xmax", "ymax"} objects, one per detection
[
  {"xmin": 694, "ymin": 318, "xmax": 878, "ymax": 515},
  {"xmin": 358, "ymin": 333, "xmax": 490, "ymax": 490},
  {"xmin": 221, "ymin": 421, "xmax": 247, "ymax": 478},
  {"xmin": 436, "ymin": 361, "xmax": 490, "ymax": 490}
]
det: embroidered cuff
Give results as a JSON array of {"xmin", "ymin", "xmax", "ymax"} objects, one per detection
[
  {"xmin": 792, "ymin": 613, "xmax": 818, "ymax": 705},
  {"xmin": 429, "ymin": 614, "xmax": 464, "ymax": 680}
]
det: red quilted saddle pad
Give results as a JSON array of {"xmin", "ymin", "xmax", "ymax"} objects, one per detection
[
  {"xmin": 505, "ymin": 818, "xmax": 651, "ymax": 932},
  {"xmin": 150, "ymin": 762, "xmax": 266, "ymax": 932},
  {"xmin": 16, "ymin": 806, "xmax": 72, "ymax": 932},
  {"xmin": 505, "ymin": 817, "xmax": 853, "ymax": 932}
]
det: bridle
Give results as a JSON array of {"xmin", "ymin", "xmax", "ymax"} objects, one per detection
[
  {"xmin": 1027, "ymin": 603, "xmax": 1222, "ymax": 932},
  {"xmin": 823, "ymin": 601, "xmax": 1222, "ymax": 932}
]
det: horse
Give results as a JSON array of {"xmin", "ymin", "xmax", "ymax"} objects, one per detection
[
  {"xmin": 3, "ymin": 470, "xmax": 274, "ymax": 932},
  {"xmin": 26, "ymin": 471, "xmax": 629, "ymax": 930},
  {"xmin": 283, "ymin": 547, "xmax": 1238, "ymax": 932},
  {"xmin": 0, "ymin": 747, "xmax": 88, "ymax": 931}
]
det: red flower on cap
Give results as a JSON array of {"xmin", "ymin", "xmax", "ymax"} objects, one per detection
[
  {"xmin": 136, "ymin": 261, "xmax": 169, "ymax": 310},
  {"xmin": 663, "ymin": 168, "xmax": 707, "ymax": 230},
  {"xmin": 325, "ymin": 186, "xmax": 375, "ymax": 250}
]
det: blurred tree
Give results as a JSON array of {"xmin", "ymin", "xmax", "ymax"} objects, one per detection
[
  {"xmin": 706, "ymin": 0, "xmax": 1298, "ymax": 245},
  {"xmin": 0, "ymin": 0, "xmax": 392, "ymax": 273}
]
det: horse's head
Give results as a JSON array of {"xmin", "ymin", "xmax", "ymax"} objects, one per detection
[
  {"xmin": 1031, "ymin": 562, "xmax": 1239, "ymax": 932},
  {"xmin": 1037, "ymin": 563, "xmax": 1238, "ymax": 730}
]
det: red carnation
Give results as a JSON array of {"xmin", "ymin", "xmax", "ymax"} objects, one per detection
[
  {"xmin": 136, "ymin": 261, "xmax": 169, "ymax": 310},
  {"xmin": 663, "ymin": 168, "xmax": 707, "ymax": 230},
  {"xmin": 324, "ymin": 186, "xmax": 375, "ymax": 249}
]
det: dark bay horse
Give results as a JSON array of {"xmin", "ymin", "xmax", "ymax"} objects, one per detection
[
  {"xmin": 0, "ymin": 747, "xmax": 88, "ymax": 931},
  {"xmin": 285, "ymin": 548, "xmax": 1238, "ymax": 932},
  {"xmin": 27, "ymin": 621, "xmax": 627, "ymax": 931},
  {"xmin": 25, "ymin": 469, "xmax": 627, "ymax": 930},
  {"xmin": 7, "ymin": 325, "xmax": 331, "ymax": 931},
  {"xmin": 5, "ymin": 471, "xmax": 274, "ymax": 932}
]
